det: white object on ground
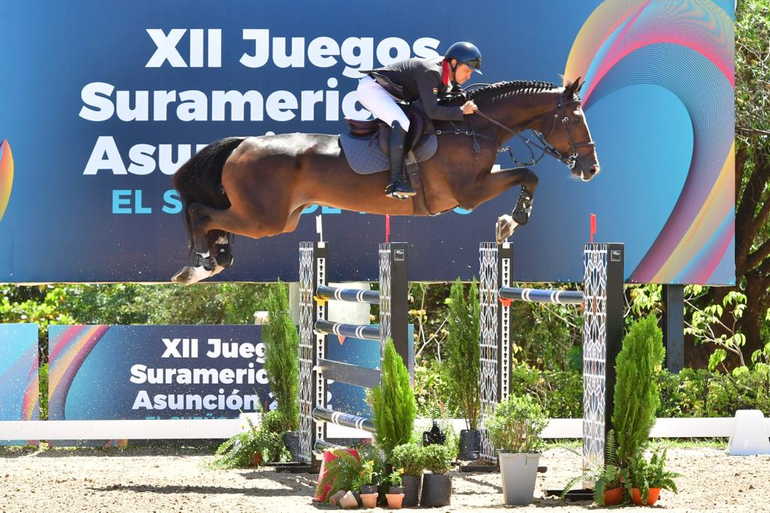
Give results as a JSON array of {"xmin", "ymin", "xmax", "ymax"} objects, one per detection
[{"xmin": 727, "ymin": 409, "xmax": 770, "ymax": 456}]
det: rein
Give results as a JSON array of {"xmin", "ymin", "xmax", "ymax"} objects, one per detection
[{"xmin": 435, "ymin": 89, "xmax": 595, "ymax": 170}]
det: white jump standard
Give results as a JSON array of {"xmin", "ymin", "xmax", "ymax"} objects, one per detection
[
  {"xmin": 478, "ymin": 241, "xmax": 624, "ymax": 473},
  {"xmin": 298, "ymin": 241, "xmax": 410, "ymax": 464}
]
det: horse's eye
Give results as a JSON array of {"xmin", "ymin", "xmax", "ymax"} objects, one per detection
[{"xmin": 573, "ymin": 117, "xmax": 581, "ymax": 123}]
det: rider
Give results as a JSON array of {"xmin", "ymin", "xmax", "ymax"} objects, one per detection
[{"xmin": 357, "ymin": 42, "xmax": 482, "ymax": 199}]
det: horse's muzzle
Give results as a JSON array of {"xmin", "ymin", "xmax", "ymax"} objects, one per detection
[{"xmin": 580, "ymin": 164, "xmax": 600, "ymax": 182}]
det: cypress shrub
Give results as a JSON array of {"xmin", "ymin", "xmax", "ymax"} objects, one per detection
[
  {"xmin": 612, "ymin": 314, "xmax": 665, "ymax": 466},
  {"xmin": 262, "ymin": 282, "xmax": 299, "ymax": 432},
  {"xmin": 445, "ymin": 278, "xmax": 481, "ymax": 430},
  {"xmin": 372, "ymin": 339, "xmax": 417, "ymax": 459}
]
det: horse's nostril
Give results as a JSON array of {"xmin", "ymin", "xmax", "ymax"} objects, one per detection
[{"xmin": 591, "ymin": 164, "xmax": 599, "ymax": 175}]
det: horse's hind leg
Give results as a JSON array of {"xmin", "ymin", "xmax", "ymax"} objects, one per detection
[{"xmin": 207, "ymin": 230, "xmax": 234, "ymax": 277}]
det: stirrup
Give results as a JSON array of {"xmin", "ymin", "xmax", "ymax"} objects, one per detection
[{"xmin": 385, "ymin": 181, "xmax": 416, "ymax": 200}]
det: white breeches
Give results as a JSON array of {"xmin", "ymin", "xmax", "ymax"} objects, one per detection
[{"xmin": 356, "ymin": 75, "xmax": 411, "ymax": 131}]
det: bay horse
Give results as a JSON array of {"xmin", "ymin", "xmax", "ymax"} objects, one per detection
[{"xmin": 171, "ymin": 77, "xmax": 598, "ymax": 284}]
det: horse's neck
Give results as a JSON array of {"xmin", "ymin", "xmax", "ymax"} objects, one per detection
[{"xmin": 480, "ymin": 89, "xmax": 562, "ymax": 144}]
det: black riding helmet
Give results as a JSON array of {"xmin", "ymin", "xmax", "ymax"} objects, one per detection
[{"xmin": 444, "ymin": 42, "xmax": 483, "ymax": 74}]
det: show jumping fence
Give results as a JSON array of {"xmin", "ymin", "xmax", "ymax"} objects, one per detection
[
  {"xmin": 479, "ymin": 241, "xmax": 624, "ymax": 472},
  {"xmin": 298, "ymin": 241, "xmax": 410, "ymax": 463}
]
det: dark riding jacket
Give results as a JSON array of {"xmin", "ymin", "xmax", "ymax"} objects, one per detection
[{"xmin": 363, "ymin": 57, "xmax": 465, "ymax": 122}]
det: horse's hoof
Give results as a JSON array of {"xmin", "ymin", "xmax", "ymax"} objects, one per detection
[
  {"xmin": 171, "ymin": 265, "xmax": 213, "ymax": 284},
  {"xmin": 496, "ymin": 214, "xmax": 517, "ymax": 245}
]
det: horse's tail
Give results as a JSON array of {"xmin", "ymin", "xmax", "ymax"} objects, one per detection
[{"xmin": 172, "ymin": 137, "xmax": 247, "ymax": 254}]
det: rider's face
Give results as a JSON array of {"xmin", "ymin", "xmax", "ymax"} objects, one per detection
[{"xmin": 452, "ymin": 62, "xmax": 475, "ymax": 85}]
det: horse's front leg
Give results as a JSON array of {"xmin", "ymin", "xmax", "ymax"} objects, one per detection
[{"xmin": 492, "ymin": 167, "xmax": 538, "ymax": 244}]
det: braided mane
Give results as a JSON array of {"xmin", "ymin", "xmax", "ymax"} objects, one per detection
[{"xmin": 466, "ymin": 80, "xmax": 561, "ymax": 103}]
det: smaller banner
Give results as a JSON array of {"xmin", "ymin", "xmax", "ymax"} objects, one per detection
[
  {"xmin": 0, "ymin": 323, "xmax": 39, "ymax": 445},
  {"xmin": 48, "ymin": 325, "xmax": 272, "ymax": 422}
]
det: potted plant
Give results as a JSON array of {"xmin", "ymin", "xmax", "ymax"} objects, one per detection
[
  {"xmin": 261, "ymin": 282, "xmax": 300, "ymax": 459},
  {"xmin": 561, "ymin": 430, "xmax": 629, "ymax": 507},
  {"xmin": 626, "ymin": 449, "xmax": 680, "ymax": 506},
  {"xmin": 210, "ymin": 414, "xmax": 289, "ymax": 469},
  {"xmin": 420, "ymin": 443, "xmax": 453, "ymax": 507},
  {"xmin": 352, "ymin": 459, "xmax": 379, "ymax": 508},
  {"xmin": 385, "ymin": 468, "xmax": 405, "ymax": 509},
  {"xmin": 591, "ymin": 431, "xmax": 628, "ymax": 506},
  {"xmin": 445, "ymin": 278, "xmax": 482, "ymax": 460},
  {"xmin": 372, "ymin": 339, "xmax": 417, "ymax": 460},
  {"xmin": 391, "ymin": 442, "xmax": 426, "ymax": 507},
  {"xmin": 487, "ymin": 394, "xmax": 548, "ymax": 506},
  {"xmin": 612, "ymin": 314, "xmax": 665, "ymax": 469}
]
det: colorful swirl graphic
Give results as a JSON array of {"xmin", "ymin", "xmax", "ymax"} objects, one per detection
[
  {"xmin": 0, "ymin": 139, "xmax": 13, "ymax": 223},
  {"xmin": 565, "ymin": 0, "xmax": 734, "ymax": 284},
  {"xmin": 48, "ymin": 325, "xmax": 109, "ymax": 420},
  {"xmin": 0, "ymin": 345, "xmax": 39, "ymax": 421}
]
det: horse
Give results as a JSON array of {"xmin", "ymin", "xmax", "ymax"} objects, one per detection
[{"xmin": 170, "ymin": 77, "xmax": 598, "ymax": 284}]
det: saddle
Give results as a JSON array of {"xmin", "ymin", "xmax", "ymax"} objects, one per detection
[{"xmin": 344, "ymin": 104, "xmax": 434, "ymax": 155}]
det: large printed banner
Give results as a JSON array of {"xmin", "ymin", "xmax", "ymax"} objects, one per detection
[
  {"xmin": 46, "ymin": 324, "xmax": 376, "ymax": 421},
  {"xmin": 0, "ymin": 324, "xmax": 39, "ymax": 445},
  {"xmin": 0, "ymin": 1, "xmax": 735, "ymax": 284}
]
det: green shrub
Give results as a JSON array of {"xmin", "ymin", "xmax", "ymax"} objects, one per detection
[
  {"xmin": 445, "ymin": 279, "xmax": 481, "ymax": 430},
  {"xmin": 211, "ymin": 416, "xmax": 289, "ymax": 469},
  {"xmin": 390, "ymin": 442, "xmax": 425, "ymax": 476},
  {"xmin": 413, "ymin": 357, "xmax": 461, "ymax": 419},
  {"xmin": 39, "ymin": 363, "xmax": 49, "ymax": 421},
  {"xmin": 262, "ymin": 282, "xmax": 299, "ymax": 432},
  {"xmin": 372, "ymin": 339, "xmax": 417, "ymax": 459},
  {"xmin": 422, "ymin": 443, "xmax": 453, "ymax": 474},
  {"xmin": 612, "ymin": 314, "xmax": 665, "ymax": 466},
  {"xmin": 487, "ymin": 394, "xmax": 548, "ymax": 454},
  {"xmin": 261, "ymin": 409, "xmax": 286, "ymax": 434},
  {"xmin": 509, "ymin": 366, "xmax": 583, "ymax": 418}
]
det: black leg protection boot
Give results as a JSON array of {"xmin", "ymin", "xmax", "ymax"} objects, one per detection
[
  {"xmin": 511, "ymin": 185, "xmax": 534, "ymax": 225},
  {"xmin": 385, "ymin": 121, "xmax": 415, "ymax": 199}
]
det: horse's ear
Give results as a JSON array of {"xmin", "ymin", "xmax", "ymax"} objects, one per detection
[
  {"xmin": 576, "ymin": 77, "xmax": 584, "ymax": 94},
  {"xmin": 565, "ymin": 77, "xmax": 582, "ymax": 98}
]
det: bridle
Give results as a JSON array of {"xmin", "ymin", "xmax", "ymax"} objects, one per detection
[
  {"xmin": 476, "ymin": 95, "xmax": 596, "ymax": 171},
  {"xmin": 437, "ymin": 88, "xmax": 596, "ymax": 172}
]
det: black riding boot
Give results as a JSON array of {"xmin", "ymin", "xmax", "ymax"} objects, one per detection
[{"xmin": 385, "ymin": 121, "xmax": 415, "ymax": 199}]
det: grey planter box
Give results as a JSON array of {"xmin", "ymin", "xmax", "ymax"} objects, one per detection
[{"xmin": 498, "ymin": 452, "xmax": 540, "ymax": 506}]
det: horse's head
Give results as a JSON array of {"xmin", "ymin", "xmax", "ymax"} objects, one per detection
[{"xmin": 546, "ymin": 78, "xmax": 599, "ymax": 181}]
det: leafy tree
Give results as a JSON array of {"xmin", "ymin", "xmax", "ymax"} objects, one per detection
[{"xmin": 728, "ymin": 0, "xmax": 770, "ymax": 361}]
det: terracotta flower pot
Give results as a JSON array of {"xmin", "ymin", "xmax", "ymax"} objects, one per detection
[
  {"xmin": 631, "ymin": 487, "xmax": 661, "ymax": 506},
  {"xmin": 386, "ymin": 492, "xmax": 405, "ymax": 509},
  {"xmin": 329, "ymin": 490, "xmax": 347, "ymax": 506},
  {"xmin": 360, "ymin": 492, "xmax": 378, "ymax": 508},
  {"xmin": 603, "ymin": 487, "xmax": 623, "ymax": 506},
  {"xmin": 340, "ymin": 490, "xmax": 360, "ymax": 509},
  {"xmin": 252, "ymin": 452, "xmax": 263, "ymax": 467}
]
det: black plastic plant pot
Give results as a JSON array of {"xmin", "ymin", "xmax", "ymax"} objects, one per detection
[
  {"xmin": 388, "ymin": 486, "xmax": 405, "ymax": 494},
  {"xmin": 281, "ymin": 431, "xmax": 300, "ymax": 461},
  {"xmin": 459, "ymin": 429, "xmax": 481, "ymax": 460},
  {"xmin": 360, "ymin": 484, "xmax": 378, "ymax": 495},
  {"xmin": 402, "ymin": 475, "xmax": 422, "ymax": 507},
  {"xmin": 420, "ymin": 474, "xmax": 452, "ymax": 507}
]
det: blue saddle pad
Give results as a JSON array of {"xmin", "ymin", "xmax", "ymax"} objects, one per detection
[{"xmin": 339, "ymin": 132, "xmax": 438, "ymax": 175}]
